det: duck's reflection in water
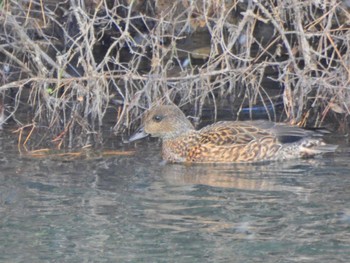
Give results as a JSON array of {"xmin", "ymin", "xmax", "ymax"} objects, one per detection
[
  {"xmin": 161, "ymin": 161, "xmax": 312, "ymax": 193},
  {"xmin": 137, "ymin": 160, "xmax": 317, "ymax": 239}
]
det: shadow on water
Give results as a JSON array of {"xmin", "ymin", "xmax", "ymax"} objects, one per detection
[{"xmin": 1, "ymin": 131, "xmax": 350, "ymax": 262}]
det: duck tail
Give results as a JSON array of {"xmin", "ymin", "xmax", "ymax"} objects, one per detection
[{"xmin": 300, "ymin": 139, "xmax": 338, "ymax": 157}]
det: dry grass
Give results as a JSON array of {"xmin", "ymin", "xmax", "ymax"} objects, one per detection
[{"xmin": 0, "ymin": 0, "xmax": 349, "ymax": 148}]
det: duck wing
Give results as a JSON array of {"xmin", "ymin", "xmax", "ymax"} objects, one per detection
[
  {"xmin": 198, "ymin": 121, "xmax": 275, "ymax": 146},
  {"xmin": 246, "ymin": 120, "xmax": 323, "ymax": 143},
  {"xmin": 198, "ymin": 120, "xmax": 320, "ymax": 146}
]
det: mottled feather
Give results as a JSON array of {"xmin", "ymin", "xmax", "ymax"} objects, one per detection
[{"xmin": 129, "ymin": 105, "xmax": 338, "ymax": 163}]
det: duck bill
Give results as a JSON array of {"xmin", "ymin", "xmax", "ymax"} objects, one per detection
[{"xmin": 129, "ymin": 126, "xmax": 149, "ymax": 142}]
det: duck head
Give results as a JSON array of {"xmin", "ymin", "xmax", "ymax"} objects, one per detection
[{"xmin": 129, "ymin": 105, "xmax": 195, "ymax": 142}]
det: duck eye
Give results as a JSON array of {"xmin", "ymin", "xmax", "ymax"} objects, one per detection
[{"xmin": 152, "ymin": 115, "xmax": 163, "ymax": 122}]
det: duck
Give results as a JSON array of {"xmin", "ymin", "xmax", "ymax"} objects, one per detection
[{"xmin": 129, "ymin": 105, "xmax": 337, "ymax": 163}]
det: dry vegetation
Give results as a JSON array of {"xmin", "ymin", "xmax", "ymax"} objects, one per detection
[{"xmin": 0, "ymin": 0, "xmax": 349, "ymax": 148}]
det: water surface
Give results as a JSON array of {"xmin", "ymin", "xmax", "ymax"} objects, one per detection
[{"xmin": 1, "ymin": 132, "xmax": 350, "ymax": 262}]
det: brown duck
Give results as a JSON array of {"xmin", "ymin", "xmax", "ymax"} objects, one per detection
[{"xmin": 129, "ymin": 105, "xmax": 337, "ymax": 163}]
